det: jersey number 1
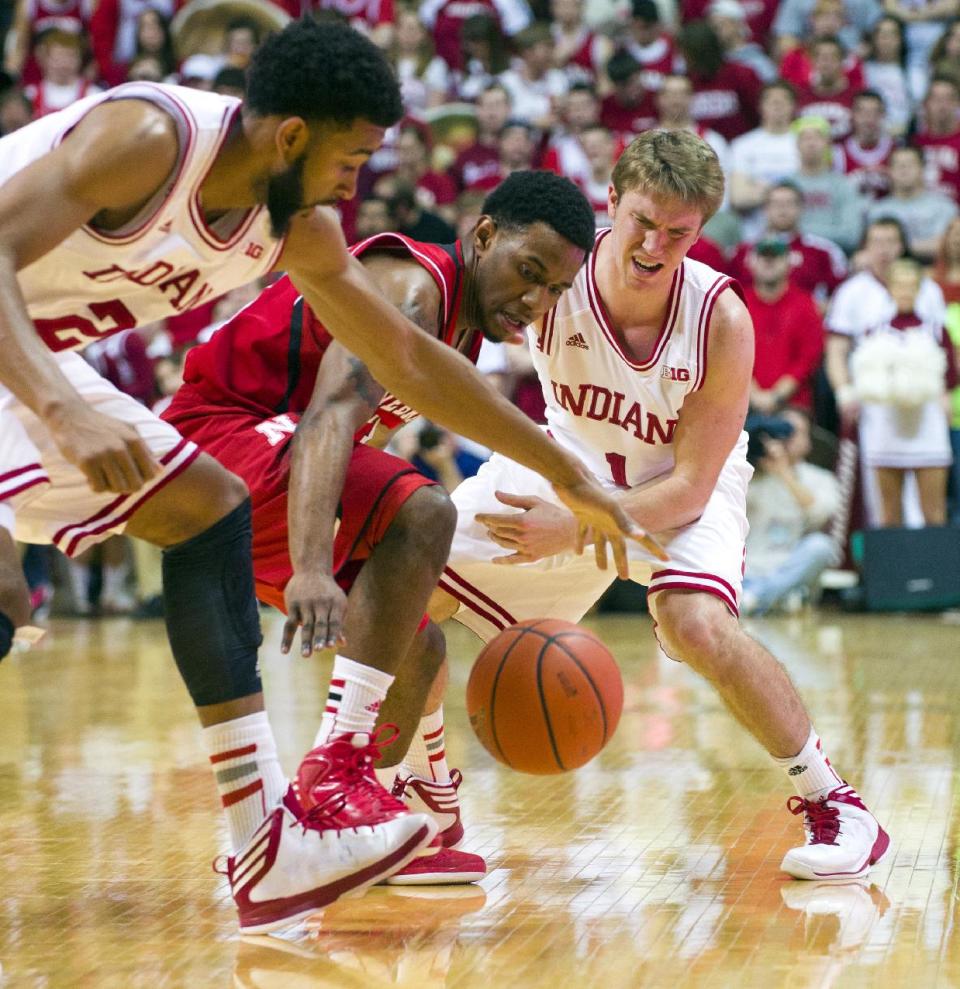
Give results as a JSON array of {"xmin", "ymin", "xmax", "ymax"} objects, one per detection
[{"xmin": 605, "ymin": 452, "xmax": 628, "ymax": 487}]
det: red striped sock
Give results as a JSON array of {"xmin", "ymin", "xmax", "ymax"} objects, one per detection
[
  {"xmin": 402, "ymin": 707, "xmax": 450, "ymax": 783},
  {"xmin": 313, "ymin": 656, "xmax": 395, "ymax": 747},
  {"xmin": 202, "ymin": 711, "xmax": 287, "ymax": 853}
]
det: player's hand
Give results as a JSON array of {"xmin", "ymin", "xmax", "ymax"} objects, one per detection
[
  {"xmin": 551, "ymin": 469, "xmax": 668, "ymax": 579},
  {"xmin": 46, "ymin": 401, "xmax": 161, "ymax": 494},
  {"xmin": 281, "ymin": 571, "xmax": 348, "ymax": 657},
  {"xmin": 475, "ymin": 491, "xmax": 579, "ymax": 564}
]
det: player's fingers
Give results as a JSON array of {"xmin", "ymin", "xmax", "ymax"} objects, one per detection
[
  {"xmin": 127, "ymin": 436, "xmax": 162, "ymax": 484},
  {"xmin": 492, "ymin": 551, "xmax": 529, "ymax": 565},
  {"xmin": 322, "ymin": 602, "xmax": 344, "ymax": 650},
  {"xmin": 494, "ymin": 490, "xmax": 539, "ymax": 509},
  {"xmin": 475, "ymin": 513, "xmax": 524, "ymax": 533},
  {"xmin": 612, "ymin": 536, "xmax": 630, "ymax": 580},
  {"xmin": 641, "ymin": 532, "xmax": 669, "ymax": 562},
  {"xmin": 575, "ymin": 523, "xmax": 587, "ymax": 555},
  {"xmin": 99, "ymin": 454, "xmax": 139, "ymax": 494},
  {"xmin": 82, "ymin": 463, "xmax": 108, "ymax": 493},
  {"xmin": 280, "ymin": 606, "xmax": 301, "ymax": 655},
  {"xmin": 487, "ymin": 531, "xmax": 521, "ymax": 550},
  {"xmin": 300, "ymin": 609, "xmax": 317, "ymax": 658},
  {"xmin": 593, "ymin": 532, "xmax": 608, "ymax": 572}
]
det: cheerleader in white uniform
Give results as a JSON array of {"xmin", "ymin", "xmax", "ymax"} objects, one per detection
[{"xmin": 853, "ymin": 258, "xmax": 959, "ymax": 525}]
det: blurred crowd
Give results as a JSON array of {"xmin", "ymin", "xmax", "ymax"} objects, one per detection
[{"xmin": 3, "ymin": 0, "xmax": 960, "ymax": 617}]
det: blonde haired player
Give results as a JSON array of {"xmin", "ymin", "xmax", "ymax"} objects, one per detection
[{"xmin": 404, "ymin": 130, "xmax": 889, "ymax": 881}]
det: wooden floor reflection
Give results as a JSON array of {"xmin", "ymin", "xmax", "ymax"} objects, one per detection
[{"xmin": 2, "ymin": 608, "xmax": 959, "ymax": 988}]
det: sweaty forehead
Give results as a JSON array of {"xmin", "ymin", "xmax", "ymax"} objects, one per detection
[
  {"xmin": 501, "ymin": 222, "xmax": 586, "ymax": 272},
  {"xmin": 621, "ymin": 190, "xmax": 702, "ymax": 227}
]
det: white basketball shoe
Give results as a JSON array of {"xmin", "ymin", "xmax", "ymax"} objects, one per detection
[{"xmin": 780, "ymin": 782, "xmax": 890, "ymax": 881}]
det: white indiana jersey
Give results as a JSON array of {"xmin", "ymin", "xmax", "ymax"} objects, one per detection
[
  {"xmin": 529, "ymin": 228, "xmax": 738, "ymax": 489},
  {"xmin": 0, "ymin": 82, "xmax": 284, "ymax": 354}
]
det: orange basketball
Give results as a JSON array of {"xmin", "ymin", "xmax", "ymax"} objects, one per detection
[{"xmin": 466, "ymin": 618, "xmax": 624, "ymax": 775}]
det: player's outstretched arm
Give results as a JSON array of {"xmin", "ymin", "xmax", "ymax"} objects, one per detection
[
  {"xmin": 281, "ymin": 209, "xmax": 651, "ymax": 575},
  {"xmin": 618, "ymin": 287, "xmax": 754, "ymax": 533},
  {"xmin": 0, "ymin": 101, "xmax": 178, "ymax": 493},
  {"xmin": 282, "ymin": 338, "xmax": 386, "ymax": 658}
]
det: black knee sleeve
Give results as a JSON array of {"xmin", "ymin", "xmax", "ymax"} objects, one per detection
[
  {"xmin": 162, "ymin": 499, "xmax": 263, "ymax": 707},
  {"xmin": 0, "ymin": 612, "xmax": 13, "ymax": 662}
]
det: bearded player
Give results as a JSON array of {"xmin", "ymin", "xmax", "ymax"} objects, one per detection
[
  {"xmin": 426, "ymin": 131, "xmax": 889, "ymax": 882},
  {"xmin": 0, "ymin": 19, "xmax": 655, "ymax": 934}
]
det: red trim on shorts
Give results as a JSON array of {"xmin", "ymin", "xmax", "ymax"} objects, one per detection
[
  {"xmin": 441, "ymin": 566, "xmax": 517, "ymax": 626},
  {"xmin": 647, "ymin": 580, "xmax": 739, "ymax": 617},
  {"xmin": 54, "ymin": 440, "xmax": 201, "ymax": 557},
  {"xmin": 0, "ymin": 464, "xmax": 49, "ymax": 500},
  {"xmin": 650, "ymin": 567, "xmax": 738, "ymax": 603}
]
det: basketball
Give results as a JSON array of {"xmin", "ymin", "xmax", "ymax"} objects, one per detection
[{"xmin": 466, "ymin": 618, "xmax": 624, "ymax": 775}]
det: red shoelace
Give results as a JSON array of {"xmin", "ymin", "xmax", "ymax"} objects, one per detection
[{"xmin": 787, "ymin": 795, "xmax": 841, "ymax": 845}]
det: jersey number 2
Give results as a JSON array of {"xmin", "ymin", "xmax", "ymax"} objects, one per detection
[{"xmin": 35, "ymin": 299, "xmax": 137, "ymax": 350}]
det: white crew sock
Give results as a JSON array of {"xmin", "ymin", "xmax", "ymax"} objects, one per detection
[
  {"xmin": 202, "ymin": 710, "xmax": 287, "ymax": 853},
  {"xmin": 773, "ymin": 726, "xmax": 844, "ymax": 800},
  {"xmin": 102, "ymin": 562, "xmax": 130, "ymax": 601},
  {"xmin": 313, "ymin": 655, "xmax": 395, "ymax": 747},
  {"xmin": 401, "ymin": 706, "xmax": 451, "ymax": 783}
]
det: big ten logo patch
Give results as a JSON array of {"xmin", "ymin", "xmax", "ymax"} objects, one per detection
[{"xmin": 661, "ymin": 365, "xmax": 690, "ymax": 382}]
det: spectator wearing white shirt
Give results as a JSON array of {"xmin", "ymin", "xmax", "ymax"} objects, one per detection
[
  {"xmin": 498, "ymin": 22, "xmax": 570, "ymax": 128},
  {"xmin": 862, "ymin": 15, "xmax": 912, "ymax": 136},
  {"xmin": 729, "ymin": 81, "xmax": 801, "ymax": 241},
  {"xmin": 826, "ymin": 216, "xmax": 946, "ymax": 432}
]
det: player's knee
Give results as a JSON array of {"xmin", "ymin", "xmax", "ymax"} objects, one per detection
[
  {"xmin": 653, "ymin": 592, "xmax": 734, "ymax": 675},
  {"xmin": 393, "ymin": 486, "xmax": 457, "ymax": 564},
  {"xmin": 412, "ymin": 620, "xmax": 447, "ymax": 680}
]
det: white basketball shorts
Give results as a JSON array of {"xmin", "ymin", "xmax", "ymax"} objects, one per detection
[
  {"xmin": 441, "ymin": 438, "xmax": 752, "ymax": 642},
  {"xmin": 0, "ymin": 351, "xmax": 199, "ymax": 556}
]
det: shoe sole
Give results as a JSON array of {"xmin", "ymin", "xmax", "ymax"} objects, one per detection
[
  {"xmin": 238, "ymin": 818, "xmax": 439, "ymax": 934},
  {"xmin": 781, "ymin": 825, "xmax": 890, "ymax": 881},
  {"xmin": 383, "ymin": 869, "xmax": 485, "ymax": 886}
]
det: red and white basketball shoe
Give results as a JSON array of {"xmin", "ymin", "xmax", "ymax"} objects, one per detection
[
  {"xmin": 392, "ymin": 769, "xmax": 465, "ymax": 848},
  {"xmin": 780, "ymin": 783, "xmax": 890, "ymax": 881},
  {"xmin": 217, "ymin": 785, "xmax": 436, "ymax": 934},
  {"xmin": 383, "ymin": 845, "xmax": 486, "ymax": 885}
]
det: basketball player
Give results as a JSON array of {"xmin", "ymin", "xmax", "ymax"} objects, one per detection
[
  {"xmin": 0, "ymin": 20, "xmax": 648, "ymax": 932},
  {"xmin": 163, "ymin": 171, "xmax": 635, "ymax": 883},
  {"xmin": 425, "ymin": 131, "xmax": 889, "ymax": 882}
]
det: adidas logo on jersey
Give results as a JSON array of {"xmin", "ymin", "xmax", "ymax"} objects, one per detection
[{"xmin": 565, "ymin": 332, "xmax": 589, "ymax": 349}]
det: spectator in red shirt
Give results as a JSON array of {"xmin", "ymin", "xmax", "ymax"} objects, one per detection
[
  {"xmin": 914, "ymin": 75, "xmax": 960, "ymax": 203},
  {"xmin": 795, "ymin": 35, "xmax": 857, "ymax": 139},
  {"xmin": 449, "ymin": 81, "xmax": 511, "ymax": 191},
  {"xmin": 549, "ymin": 0, "xmax": 612, "ymax": 83},
  {"xmin": 681, "ymin": 0, "xmax": 778, "ymax": 48},
  {"xmin": 599, "ymin": 49, "xmax": 658, "ymax": 140},
  {"xmin": 621, "ymin": 0, "xmax": 675, "ymax": 93},
  {"xmin": 391, "ymin": 120, "xmax": 458, "ymax": 224},
  {"xmin": 834, "ymin": 89, "xmax": 897, "ymax": 200},
  {"xmin": 731, "ymin": 180, "xmax": 848, "ymax": 302},
  {"xmin": 676, "ymin": 19, "xmax": 762, "ymax": 141},
  {"xmin": 463, "ymin": 117, "xmax": 536, "ymax": 192},
  {"xmin": 779, "ymin": 0, "xmax": 865, "ymax": 92},
  {"xmin": 744, "ymin": 238, "xmax": 825, "ymax": 413},
  {"xmin": 687, "ymin": 235, "xmax": 731, "ymax": 272},
  {"xmin": 575, "ymin": 123, "xmax": 616, "ymax": 226}
]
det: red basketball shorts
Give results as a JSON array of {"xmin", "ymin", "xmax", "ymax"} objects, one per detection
[{"xmin": 164, "ymin": 391, "xmax": 436, "ymax": 612}]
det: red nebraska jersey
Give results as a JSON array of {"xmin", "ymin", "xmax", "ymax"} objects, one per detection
[
  {"xmin": 915, "ymin": 130, "xmax": 960, "ymax": 202},
  {"xmin": 178, "ymin": 234, "xmax": 478, "ymax": 439},
  {"xmin": 796, "ymin": 83, "xmax": 856, "ymax": 140},
  {"xmin": 599, "ymin": 92, "xmax": 658, "ymax": 140},
  {"xmin": 833, "ymin": 134, "xmax": 896, "ymax": 199},
  {"xmin": 688, "ymin": 62, "xmax": 762, "ymax": 141}
]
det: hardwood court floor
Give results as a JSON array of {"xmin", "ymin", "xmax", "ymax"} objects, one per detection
[{"xmin": 1, "ymin": 608, "xmax": 959, "ymax": 988}]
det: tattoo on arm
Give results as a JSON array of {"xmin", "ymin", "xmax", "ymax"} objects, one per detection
[{"xmin": 345, "ymin": 356, "xmax": 383, "ymax": 410}]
